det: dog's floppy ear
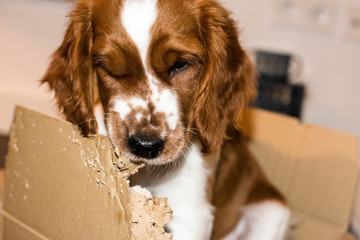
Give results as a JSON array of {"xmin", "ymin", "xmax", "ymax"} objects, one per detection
[
  {"xmin": 41, "ymin": 2, "xmax": 97, "ymax": 136},
  {"xmin": 194, "ymin": 1, "xmax": 257, "ymax": 154}
]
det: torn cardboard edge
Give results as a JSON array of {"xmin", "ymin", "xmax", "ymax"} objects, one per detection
[{"xmin": 3, "ymin": 105, "xmax": 172, "ymax": 240}]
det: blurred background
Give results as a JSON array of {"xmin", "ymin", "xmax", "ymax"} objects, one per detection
[{"xmin": 0, "ymin": 0, "xmax": 359, "ymax": 238}]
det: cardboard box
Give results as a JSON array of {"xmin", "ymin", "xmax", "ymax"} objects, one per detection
[
  {"xmin": 2, "ymin": 106, "xmax": 359, "ymax": 240},
  {"xmin": 3, "ymin": 106, "xmax": 172, "ymax": 240},
  {"xmin": 241, "ymin": 109, "xmax": 359, "ymax": 240}
]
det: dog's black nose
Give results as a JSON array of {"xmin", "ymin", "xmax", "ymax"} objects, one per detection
[{"xmin": 128, "ymin": 135, "xmax": 165, "ymax": 159}]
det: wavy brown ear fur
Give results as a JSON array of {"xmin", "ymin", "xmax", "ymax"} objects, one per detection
[
  {"xmin": 194, "ymin": 1, "xmax": 257, "ymax": 154},
  {"xmin": 41, "ymin": 2, "xmax": 97, "ymax": 136}
]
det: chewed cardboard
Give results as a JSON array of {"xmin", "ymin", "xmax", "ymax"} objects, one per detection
[{"xmin": 3, "ymin": 105, "xmax": 172, "ymax": 240}]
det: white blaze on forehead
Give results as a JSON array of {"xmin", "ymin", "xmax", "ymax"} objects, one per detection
[
  {"xmin": 121, "ymin": 0, "xmax": 158, "ymax": 62},
  {"xmin": 121, "ymin": 0, "xmax": 179, "ymax": 130},
  {"xmin": 149, "ymin": 77, "xmax": 179, "ymax": 130}
]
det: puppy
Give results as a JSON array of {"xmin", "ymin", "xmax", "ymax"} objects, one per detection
[{"xmin": 41, "ymin": 0, "xmax": 290, "ymax": 239}]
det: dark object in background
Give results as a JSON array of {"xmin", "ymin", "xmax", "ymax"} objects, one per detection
[
  {"xmin": 256, "ymin": 82, "xmax": 304, "ymax": 119},
  {"xmin": 254, "ymin": 50, "xmax": 305, "ymax": 119},
  {"xmin": 256, "ymin": 51, "xmax": 290, "ymax": 85},
  {"xmin": 0, "ymin": 135, "xmax": 9, "ymax": 168}
]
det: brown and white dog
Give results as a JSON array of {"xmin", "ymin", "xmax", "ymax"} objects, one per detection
[{"xmin": 41, "ymin": 0, "xmax": 290, "ymax": 239}]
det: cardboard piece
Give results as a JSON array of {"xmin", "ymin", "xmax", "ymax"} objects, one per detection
[
  {"xmin": 241, "ymin": 108, "xmax": 359, "ymax": 240},
  {"xmin": 2, "ymin": 106, "xmax": 359, "ymax": 240},
  {"xmin": 3, "ymin": 106, "xmax": 172, "ymax": 240}
]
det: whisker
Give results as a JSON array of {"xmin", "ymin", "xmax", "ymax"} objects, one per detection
[
  {"xmin": 184, "ymin": 128, "xmax": 197, "ymax": 135},
  {"xmin": 185, "ymin": 127, "xmax": 209, "ymax": 136},
  {"xmin": 74, "ymin": 118, "xmax": 98, "ymax": 127}
]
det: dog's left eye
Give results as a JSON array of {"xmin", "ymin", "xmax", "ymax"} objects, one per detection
[{"xmin": 169, "ymin": 60, "xmax": 189, "ymax": 76}]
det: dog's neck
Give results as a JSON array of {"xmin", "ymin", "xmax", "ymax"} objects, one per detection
[{"xmin": 133, "ymin": 139, "xmax": 220, "ymax": 240}]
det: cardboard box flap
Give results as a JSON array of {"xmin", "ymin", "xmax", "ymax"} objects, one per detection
[
  {"xmin": 4, "ymin": 106, "xmax": 172, "ymax": 240},
  {"xmin": 241, "ymin": 108, "xmax": 359, "ymax": 240}
]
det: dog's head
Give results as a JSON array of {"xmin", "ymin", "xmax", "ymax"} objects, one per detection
[{"xmin": 41, "ymin": 0, "xmax": 256, "ymax": 165}]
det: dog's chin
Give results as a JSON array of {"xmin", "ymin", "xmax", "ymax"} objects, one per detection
[{"xmin": 129, "ymin": 156, "xmax": 177, "ymax": 166}]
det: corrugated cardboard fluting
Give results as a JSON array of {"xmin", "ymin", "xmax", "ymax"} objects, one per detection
[
  {"xmin": 241, "ymin": 109, "xmax": 359, "ymax": 240},
  {"xmin": 2, "ymin": 106, "xmax": 359, "ymax": 240},
  {"xmin": 3, "ymin": 106, "xmax": 171, "ymax": 240}
]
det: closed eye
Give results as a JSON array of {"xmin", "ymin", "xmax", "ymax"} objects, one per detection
[
  {"xmin": 96, "ymin": 63, "xmax": 129, "ymax": 80},
  {"xmin": 169, "ymin": 60, "xmax": 189, "ymax": 77},
  {"xmin": 103, "ymin": 66, "xmax": 128, "ymax": 79},
  {"xmin": 93, "ymin": 55, "xmax": 130, "ymax": 80}
]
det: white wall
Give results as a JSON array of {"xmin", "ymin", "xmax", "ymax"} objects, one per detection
[
  {"xmin": 0, "ymin": 0, "xmax": 70, "ymax": 134},
  {"xmin": 220, "ymin": 0, "xmax": 360, "ymax": 140}
]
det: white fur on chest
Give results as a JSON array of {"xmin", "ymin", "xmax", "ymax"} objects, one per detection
[{"xmin": 141, "ymin": 140, "xmax": 218, "ymax": 240}]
